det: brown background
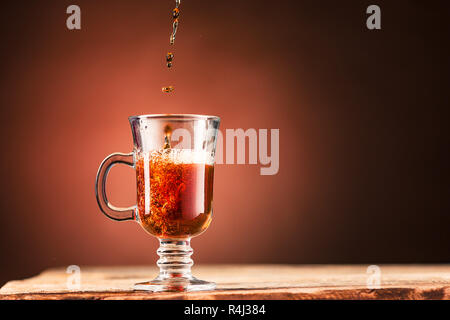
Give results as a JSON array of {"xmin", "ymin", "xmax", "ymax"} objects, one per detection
[{"xmin": 0, "ymin": 0, "xmax": 449, "ymax": 286}]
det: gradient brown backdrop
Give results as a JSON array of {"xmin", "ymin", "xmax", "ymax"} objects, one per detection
[{"xmin": 0, "ymin": 0, "xmax": 449, "ymax": 286}]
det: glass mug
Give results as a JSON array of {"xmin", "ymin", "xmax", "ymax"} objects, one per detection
[{"xmin": 95, "ymin": 114, "xmax": 220, "ymax": 292}]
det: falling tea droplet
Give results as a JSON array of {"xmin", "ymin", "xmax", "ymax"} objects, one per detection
[
  {"xmin": 163, "ymin": 136, "xmax": 171, "ymax": 149},
  {"xmin": 162, "ymin": 86, "xmax": 174, "ymax": 93},
  {"xmin": 163, "ymin": 125, "xmax": 173, "ymax": 149},
  {"xmin": 166, "ymin": 52, "xmax": 174, "ymax": 68},
  {"xmin": 170, "ymin": 19, "xmax": 179, "ymax": 45},
  {"xmin": 163, "ymin": 135, "xmax": 171, "ymax": 149},
  {"xmin": 164, "ymin": 125, "xmax": 173, "ymax": 139},
  {"xmin": 164, "ymin": 124, "xmax": 173, "ymax": 134},
  {"xmin": 172, "ymin": 8, "xmax": 180, "ymax": 19},
  {"xmin": 161, "ymin": 0, "xmax": 181, "ymax": 91}
]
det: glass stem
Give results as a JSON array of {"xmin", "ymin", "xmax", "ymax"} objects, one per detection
[{"xmin": 157, "ymin": 238, "xmax": 193, "ymax": 278}]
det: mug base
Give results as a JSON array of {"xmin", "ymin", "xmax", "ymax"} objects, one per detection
[{"xmin": 134, "ymin": 275, "xmax": 216, "ymax": 292}]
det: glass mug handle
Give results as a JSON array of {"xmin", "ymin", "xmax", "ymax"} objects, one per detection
[{"xmin": 95, "ymin": 152, "xmax": 136, "ymax": 221}]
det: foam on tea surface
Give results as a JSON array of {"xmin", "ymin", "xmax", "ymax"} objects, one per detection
[{"xmin": 149, "ymin": 149, "xmax": 215, "ymax": 166}]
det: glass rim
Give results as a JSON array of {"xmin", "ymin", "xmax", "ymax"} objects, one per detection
[{"xmin": 129, "ymin": 114, "xmax": 220, "ymax": 122}]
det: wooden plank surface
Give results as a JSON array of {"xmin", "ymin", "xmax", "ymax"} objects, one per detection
[{"xmin": 1, "ymin": 265, "xmax": 449, "ymax": 300}]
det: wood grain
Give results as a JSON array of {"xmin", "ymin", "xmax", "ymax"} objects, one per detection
[{"xmin": 1, "ymin": 265, "xmax": 449, "ymax": 300}]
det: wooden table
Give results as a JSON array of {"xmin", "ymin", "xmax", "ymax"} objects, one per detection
[{"xmin": 1, "ymin": 265, "xmax": 449, "ymax": 300}]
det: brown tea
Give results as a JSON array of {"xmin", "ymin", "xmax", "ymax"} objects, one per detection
[{"xmin": 136, "ymin": 150, "xmax": 214, "ymax": 238}]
